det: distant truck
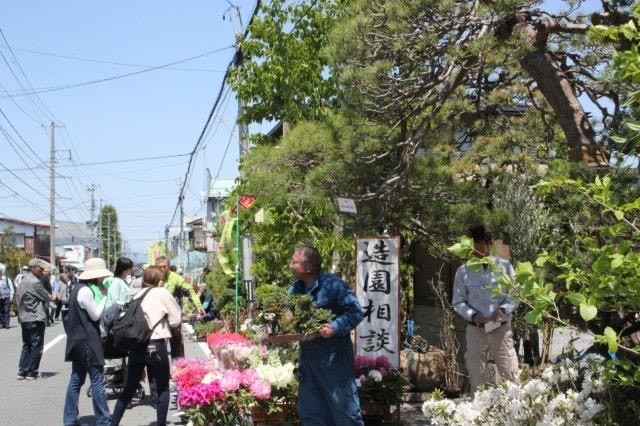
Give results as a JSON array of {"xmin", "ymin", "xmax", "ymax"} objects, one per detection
[{"xmin": 62, "ymin": 244, "xmax": 86, "ymax": 270}]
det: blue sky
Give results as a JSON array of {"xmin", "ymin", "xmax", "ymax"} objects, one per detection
[{"xmin": 0, "ymin": 1, "xmax": 259, "ymax": 260}]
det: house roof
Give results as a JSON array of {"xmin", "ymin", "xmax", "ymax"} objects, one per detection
[
  {"xmin": 209, "ymin": 179, "xmax": 235, "ymax": 199},
  {"xmin": 0, "ymin": 216, "xmax": 50, "ymax": 228},
  {"xmin": 55, "ymin": 221, "xmax": 93, "ymax": 245}
]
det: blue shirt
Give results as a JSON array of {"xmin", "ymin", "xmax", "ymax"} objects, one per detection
[{"xmin": 289, "ymin": 272, "xmax": 364, "ymax": 356}]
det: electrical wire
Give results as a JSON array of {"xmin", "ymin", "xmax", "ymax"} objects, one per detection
[
  {"xmin": 167, "ymin": 0, "xmax": 263, "ymax": 229},
  {"xmin": 0, "ymin": 152, "xmax": 192, "ymax": 173},
  {"xmin": 0, "ymin": 107, "xmax": 48, "ymax": 165},
  {"xmin": 0, "ymin": 181, "xmax": 49, "ymax": 216},
  {"xmin": 0, "ymin": 45, "xmax": 235, "ymax": 98},
  {"xmin": 0, "ymin": 44, "xmax": 227, "ymax": 73},
  {"xmin": 0, "ymin": 28, "xmax": 58, "ymax": 122}
]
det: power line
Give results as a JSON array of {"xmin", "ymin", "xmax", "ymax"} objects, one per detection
[
  {"xmin": 0, "ymin": 45, "xmax": 235, "ymax": 98},
  {"xmin": 0, "ymin": 107, "xmax": 48, "ymax": 165},
  {"xmin": 0, "ymin": 181, "xmax": 49, "ymax": 216},
  {"xmin": 0, "ymin": 123, "xmax": 53, "ymax": 196},
  {"xmin": 0, "ymin": 44, "xmax": 227, "ymax": 73},
  {"xmin": 0, "ymin": 152, "xmax": 192, "ymax": 173},
  {"xmin": 167, "ymin": 0, "xmax": 263, "ymax": 230},
  {"xmin": 0, "ymin": 28, "xmax": 58, "ymax": 122},
  {"xmin": 0, "ymin": 79, "xmax": 41, "ymax": 123}
]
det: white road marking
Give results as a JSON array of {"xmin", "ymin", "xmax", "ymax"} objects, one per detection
[
  {"xmin": 198, "ymin": 341, "xmax": 212, "ymax": 358},
  {"xmin": 182, "ymin": 323, "xmax": 212, "ymax": 358},
  {"xmin": 43, "ymin": 334, "xmax": 66, "ymax": 353}
]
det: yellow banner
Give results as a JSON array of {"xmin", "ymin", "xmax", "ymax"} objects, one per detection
[{"xmin": 147, "ymin": 241, "xmax": 166, "ymax": 265}]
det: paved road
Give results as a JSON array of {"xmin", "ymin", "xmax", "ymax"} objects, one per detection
[{"xmin": 0, "ymin": 319, "xmax": 209, "ymax": 426}]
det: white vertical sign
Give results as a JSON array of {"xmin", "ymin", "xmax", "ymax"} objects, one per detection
[{"xmin": 355, "ymin": 237, "xmax": 400, "ymax": 368}]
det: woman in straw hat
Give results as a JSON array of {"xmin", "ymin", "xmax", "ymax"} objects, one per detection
[{"xmin": 62, "ymin": 257, "xmax": 113, "ymax": 426}]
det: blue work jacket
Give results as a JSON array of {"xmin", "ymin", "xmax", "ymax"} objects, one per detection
[{"xmin": 289, "ymin": 272, "xmax": 364, "ymax": 357}]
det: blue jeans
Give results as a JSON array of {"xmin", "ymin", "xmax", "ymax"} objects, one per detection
[
  {"xmin": 18, "ymin": 321, "xmax": 45, "ymax": 377},
  {"xmin": 63, "ymin": 345, "xmax": 111, "ymax": 426},
  {"xmin": 0, "ymin": 297, "xmax": 11, "ymax": 327}
]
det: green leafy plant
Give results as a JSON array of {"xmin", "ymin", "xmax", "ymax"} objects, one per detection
[
  {"xmin": 254, "ymin": 288, "xmax": 333, "ymax": 336},
  {"xmin": 192, "ymin": 321, "xmax": 224, "ymax": 341}
]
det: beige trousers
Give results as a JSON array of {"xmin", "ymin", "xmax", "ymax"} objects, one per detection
[{"xmin": 465, "ymin": 321, "xmax": 519, "ymax": 394}]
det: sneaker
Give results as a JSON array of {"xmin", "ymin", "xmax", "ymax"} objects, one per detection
[
  {"xmin": 26, "ymin": 375, "xmax": 38, "ymax": 380},
  {"xmin": 17, "ymin": 374, "xmax": 26, "ymax": 380}
]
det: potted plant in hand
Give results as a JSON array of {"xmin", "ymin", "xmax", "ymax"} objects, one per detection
[{"xmin": 253, "ymin": 284, "xmax": 334, "ymax": 343}]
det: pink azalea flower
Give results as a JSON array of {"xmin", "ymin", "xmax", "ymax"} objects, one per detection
[
  {"xmin": 219, "ymin": 369, "xmax": 243, "ymax": 393},
  {"xmin": 249, "ymin": 378, "xmax": 271, "ymax": 400},
  {"xmin": 241, "ymin": 368, "xmax": 260, "ymax": 387},
  {"xmin": 173, "ymin": 360, "xmax": 212, "ymax": 391},
  {"xmin": 177, "ymin": 381, "xmax": 223, "ymax": 408}
]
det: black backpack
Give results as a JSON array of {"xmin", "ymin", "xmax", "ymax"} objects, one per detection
[{"xmin": 111, "ymin": 288, "xmax": 164, "ymax": 352}]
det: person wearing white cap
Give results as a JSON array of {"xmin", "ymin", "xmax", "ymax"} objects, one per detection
[
  {"xmin": 15, "ymin": 257, "xmax": 52, "ymax": 380},
  {"xmin": 63, "ymin": 258, "xmax": 113, "ymax": 426},
  {"xmin": 14, "ymin": 265, "xmax": 28, "ymax": 290},
  {"xmin": 0, "ymin": 263, "xmax": 15, "ymax": 329}
]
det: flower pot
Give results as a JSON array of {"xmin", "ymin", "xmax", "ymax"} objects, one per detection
[
  {"xmin": 251, "ymin": 405, "xmax": 293, "ymax": 424},
  {"xmin": 360, "ymin": 401, "xmax": 388, "ymax": 417},
  {"xmin": 361, "ymin": 401, "xmax": 402, "ymax": 424}
]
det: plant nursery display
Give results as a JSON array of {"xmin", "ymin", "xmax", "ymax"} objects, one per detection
[{"xmin": 174, "ymin": 331, "xmax": 298, "ymax": 425}]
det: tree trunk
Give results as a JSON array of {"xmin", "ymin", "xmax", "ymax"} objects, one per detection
[{"xmin": 519, "ymin": 50, "xmax": 609, "ymax": 166}]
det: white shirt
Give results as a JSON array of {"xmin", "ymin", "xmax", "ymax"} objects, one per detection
[
  {"xmin": 452, "ymin": 256, "xmax": 518, "ymax": 322},
  {"xmin": 77, "ymin": 286, "xmax": 106, "ymax": 321}
]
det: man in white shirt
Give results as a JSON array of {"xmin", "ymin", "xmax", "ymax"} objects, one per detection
[
  {"xmin": 14, "ymin": 266, "xmax": 28, "ymax": 290},
  {"xmin": 452, "ymin": 225, "xmax": 519, "ymax": 394},
  {"xmin": 0, "ymin": 263, "xmax": 15, "ymax": 329}
]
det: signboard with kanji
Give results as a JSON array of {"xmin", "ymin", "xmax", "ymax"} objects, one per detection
[{"xmin": 355, "ymin": 237, "xmax": 400, "ymax": 368}]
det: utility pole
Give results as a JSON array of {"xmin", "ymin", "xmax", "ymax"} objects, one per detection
[
  {"xmin": 164, "ymin": 225, "xmax": 170, "ymax": 259},
  {"xmin": 107, "ymin": 211, "xmax": 111, "ymax": 268},
  {"xmin": 97, "ymin": 199, "xmax": 103, "ymax": 257},
  {"xmin": 49, "ymin": 122, "xmax": 57, "ymax": 267},
  {"xmin": 179, "ymin": 193, "xmax": 185, "ymax": 273},
  {"xmin": 230, "ymin": 5, "xmax": 255, "ymax": 305},
  {"xmin": 88, "ymin": 184, "xmax": 97, "ymax": 257}
]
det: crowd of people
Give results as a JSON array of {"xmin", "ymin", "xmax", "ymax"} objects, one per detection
[
  {"xmin": 3, "ymin": 254, "xmax": 214, "ymax": 426},
  {"xmin": 1, "ymin": 228, "xmax": 522, "ymax": 425}
]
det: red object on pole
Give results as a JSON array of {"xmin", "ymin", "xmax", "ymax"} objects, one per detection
[{"xmin": 238, "ymin": 195, "xmax": 256, "ymax": 210}]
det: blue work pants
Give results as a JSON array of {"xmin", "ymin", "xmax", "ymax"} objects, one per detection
[{"xmin": 297, "ymin": 350, "xmax": 364, "ymax": 426}]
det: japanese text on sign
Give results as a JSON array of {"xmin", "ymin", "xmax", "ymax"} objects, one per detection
[{"xmin": 355, "ymin": 237, "xmax": 400, "ymax": 367}]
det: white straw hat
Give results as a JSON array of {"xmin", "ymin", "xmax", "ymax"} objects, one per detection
[{"xmin": 78, "ymin": 258, "xmax": 113, "ymax": 281}]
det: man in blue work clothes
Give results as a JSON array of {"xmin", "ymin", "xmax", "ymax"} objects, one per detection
[{"xmin": 288, "ymin": 245, "xmax": 365, "ymax": 426}]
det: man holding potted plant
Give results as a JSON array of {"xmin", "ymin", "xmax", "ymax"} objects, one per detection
[{"xmin": 289, "ymin": 245, "xmax": 365, "ymax": 426}]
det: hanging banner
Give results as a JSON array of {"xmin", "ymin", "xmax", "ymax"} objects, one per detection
[
  {"xmin": 147, "ymin": 241, "xmax": 167, "ymax": 265},
  {"xmin": 217, "ymin": 217, "xmax": 237, "ymax": 276},
  {"xmin": 355, "ymin": 237, "xmax": 400, "ymax": 368}
]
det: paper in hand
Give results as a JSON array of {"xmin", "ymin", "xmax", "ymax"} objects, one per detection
[{"xmin": 484, "ymin": 320, "xmax": 501, "ymax": 333}]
